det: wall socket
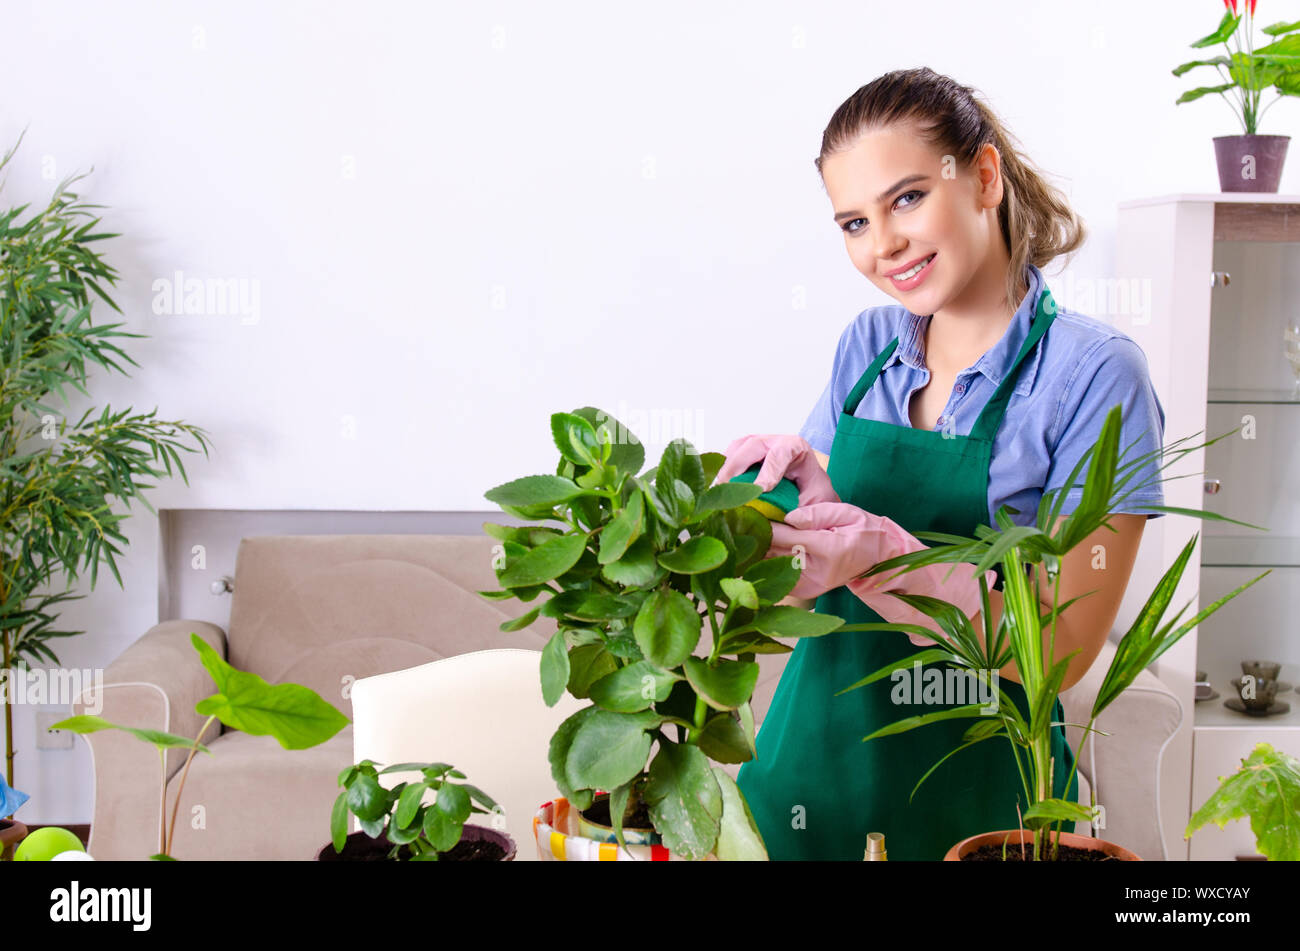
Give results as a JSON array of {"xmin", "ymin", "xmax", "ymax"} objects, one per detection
[{"xmin": 36, "ymin": 710, "xmax": 74, "ymax": 750}]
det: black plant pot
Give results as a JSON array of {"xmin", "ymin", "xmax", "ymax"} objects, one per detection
[
  {"xmin": 1214, "ymin": 134, "xmax": 1290, "ymax": 192},
  {"xmin": 317, "ymin": 823, "xmax": 516, "ymax": 861}
]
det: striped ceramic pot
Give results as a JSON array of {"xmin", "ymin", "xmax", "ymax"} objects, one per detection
[{"xmin": 533, "ymin": 796, "xmax": 717, "ymax": 861}]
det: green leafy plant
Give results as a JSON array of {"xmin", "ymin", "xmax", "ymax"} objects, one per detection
[
  {"xmin": 1173, "ymin": 1, "xmax": 1300, "ymax": 133},
  {"xmin": 834, "ymin": 404, "xmax": 1270, "ymax": 860},
  {"xmin": 0, "ymin": 129, "xmax": 213, "ymax": 791},
  {"xmin": 331, "ymin": 760, "xmax": 501, "ymax": 860},
  {"xmin": 1186, "ymin": 742, "xmax": 1300, "ymax": 860},
  {"xmin": 480, "ymin": 407, "xmax": 845, "ymax": 860},
  {"xmin": 53, "ymin": 632, "xmax": 349, "ymax": 859}
]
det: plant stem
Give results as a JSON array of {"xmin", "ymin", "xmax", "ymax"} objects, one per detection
[
  {"xmin": 164, "ymin": 714, "xmax": 216, "ymax": 856},
  {"xmin": 157, "ymin": 748, "xmax": 166, "ymax": 856}
]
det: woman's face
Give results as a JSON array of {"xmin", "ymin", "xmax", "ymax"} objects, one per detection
[{"xmin": 821, "ymin": 122, "xmax": 1004, "ymax": 316}]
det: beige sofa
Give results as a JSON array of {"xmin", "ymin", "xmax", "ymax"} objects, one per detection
[{"xmin": 71, "ymin": 533, "xmax": 1180, "ymax": 860}]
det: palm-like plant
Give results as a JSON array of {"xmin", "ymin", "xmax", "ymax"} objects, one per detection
[
  {"xmin": 0, "ymin": 129, "xmax": 212, "ymax": 791},
  {"xmin": 833, "ymin": 404, "xmax": 1270, "ymax": 860}
]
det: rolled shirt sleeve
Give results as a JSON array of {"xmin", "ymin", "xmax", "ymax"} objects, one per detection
[{"xmin": 1043, "ymin": 336, "xmax": 1167, "ymax": 519}]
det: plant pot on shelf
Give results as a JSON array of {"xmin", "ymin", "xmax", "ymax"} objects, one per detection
[
  {"xmin": 944, "ymin": 828, "xmax": 1140, "ymax": 862},
  {"xmin": 0, "ymin": 819, "xmax": 27, "ymax": 861},
  {"xmin": 1214, "ymin": 135, "xmax": 1290, "ymax": 192},
  {"xmin": 317, "ymin": 824, "xmax": 516, "ymax": 862},
  {"xmin": 534, "ymin": 796, "xmax": 718, "ymax": 861}
]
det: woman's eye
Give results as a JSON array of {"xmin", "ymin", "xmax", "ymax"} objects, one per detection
[{"xmin": 841, "ymin": 191, "xmax": 925, "ymax": 236}]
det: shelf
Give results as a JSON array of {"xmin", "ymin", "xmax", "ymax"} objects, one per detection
[
  {"xmin": 1119, "ymin": 193, "xmax": 1300, "ymax": 208},
  {"xmin": 1207, "ymin": 387, "xmax": 1300, "ymax": 404},
  {"xmin": 1201, "ymin": 535, "xmax": 1300, "ymax": 568},
  {"xmin": 1195, "ymin": 689, "xmax": 1300, "ymax": 728}
]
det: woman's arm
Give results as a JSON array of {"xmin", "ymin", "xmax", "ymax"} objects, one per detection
[{"xmin": 972, "ymin": 513, "xmax": 1147, "ymax": 692}]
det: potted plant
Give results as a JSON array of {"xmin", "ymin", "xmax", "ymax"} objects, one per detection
[
  {"xmin": 53, "ymin": 632, "xmax": 348, "ymax": 859},
  {"xmin": 834, "ymin": 405, "xmax": 1270, "ymax": 861},
  {"xmin": 1185, "ymin": 742, "xmax": 1300, "ymax": 859},
  {"xmin": 0, "ymin": 129, "xmax": 212, "ymax": 794},
  {"xmin": 322, "ymin": 759, "xmax": 515, "ymax": 861},
  {"xmin": 1173, "ymin": 1, "xmax": 1300, "ymax": 191},
  {"xmin": 480, "ymin": 407, "xmax": 845, "ymax": 860}
]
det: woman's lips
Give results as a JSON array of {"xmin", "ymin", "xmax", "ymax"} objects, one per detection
[{"xmin": 888, "ymin": 252, "xmax": 936, "ymax": 290}]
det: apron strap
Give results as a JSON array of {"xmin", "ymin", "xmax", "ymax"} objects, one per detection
[
  {"xmin": 844, "ymin": 336, "xmax": 899, "ymax": 417},
  {"xmin": 969, "ymin": 288, "xmax": 1057, "ymax": 443}
]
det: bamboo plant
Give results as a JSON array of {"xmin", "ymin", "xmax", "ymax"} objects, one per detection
[
  {"xmin": 0, "ymin": 128, "xmax": 212, "ymax": 792},
  {"xmin": 834, "ymin": 404, "xmax": 1270, "ymax": 860}
]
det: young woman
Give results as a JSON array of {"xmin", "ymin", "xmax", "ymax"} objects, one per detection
[{"xmin": 715, "ymin": 67, "xmax": 1167, "ymax": 861}]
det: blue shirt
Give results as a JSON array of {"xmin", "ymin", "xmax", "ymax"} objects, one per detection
[{"xmin": 799, "ymin": 264, "xmax": 1167, "ymax": 528}]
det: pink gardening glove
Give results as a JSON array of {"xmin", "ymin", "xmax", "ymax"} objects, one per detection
[
  {"xmin": 770, "ymin": 502, "xmax": 997, "ymax": 647},
  {"xmin": 712, "ymin": 434, "xmax": 839, "ymax": 507}
]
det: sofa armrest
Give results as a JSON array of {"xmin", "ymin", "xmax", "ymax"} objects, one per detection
[
  {"xmin": 1058, "ymin": 637, "xmax": 1183, "ymax": 860},
  {"xmin": 70, "ymin": 620, "xmax": 226, "ymax": 859}
]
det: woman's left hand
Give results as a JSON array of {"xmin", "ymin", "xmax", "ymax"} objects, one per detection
[{"xmin": 767, "ymin": 502, "xmax": 897, "ymax": 600}]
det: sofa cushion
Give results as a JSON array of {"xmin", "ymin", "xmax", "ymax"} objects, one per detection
[{"xmin": 165, "ymin": 725, "xmax": 354, "ymax": 860}]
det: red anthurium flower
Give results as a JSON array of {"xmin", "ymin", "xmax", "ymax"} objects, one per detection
[
  {"xmin": 1248, "ymin": 0, "xmax": 1256, "ymax": 15},
  {"xmin": 1224, "ymin": 0, "xmax": 1238, "ymax": 12}
]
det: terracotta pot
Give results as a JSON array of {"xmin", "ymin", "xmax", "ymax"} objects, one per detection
[
  {"xmin": 316, "ymin": 823, "xmax": 516, "ymax": 861},
  {"xmin": 1213, "ymin": 134, "xmax": 1290, "ymax": 192},
  {"xmin": 943, "ymin": 828, "xmax": 1140, "ymax": 861},
  {"xmin": 0, "ymin": 819, "xmax": 28, "ymax": 861}
]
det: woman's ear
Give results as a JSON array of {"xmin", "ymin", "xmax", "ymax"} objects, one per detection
[{"xmin": 973, "ymin": 142, "xmax": 1004, "ymax": 210}]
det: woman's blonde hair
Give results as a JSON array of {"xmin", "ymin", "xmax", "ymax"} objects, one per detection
[{"xmin": 815, "ymin": 67, "xmax": 1086, "ymax": 315}]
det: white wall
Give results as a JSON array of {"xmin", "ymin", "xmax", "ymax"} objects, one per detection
[{"xmin": 4, "ymin": 0, "xmax": 1295, "ymax": 824}]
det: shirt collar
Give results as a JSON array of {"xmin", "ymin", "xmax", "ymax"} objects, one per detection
[{"xmin": 882, "ymin": 264, "xmax": 1047, "ymax": 398}]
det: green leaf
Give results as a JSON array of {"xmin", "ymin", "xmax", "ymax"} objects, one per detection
[
  {"xmin": 497, "ymin": 531, "xmax": 590, "ymax": 587},
  {"xmin": 588, "ymin": 660, "xmax": 681, "ymax": 713},
  {"xmin": 572, "ymin": 407, "xmax": 644, "ymax": 476},
  {"xmin": 346, "ymin": 771, "xmax": 391, "ymax": 822},
  {"xmin": 719, "ymin": 577, "xmax": 759, "ymax": 610},
  {"xmin": 1022, "ymin": 798, "xmax": 1098, "ymax": 830},
  {"xmin": 1185, "ymin": 743, "xmax": 1300, "ymax": 861},
  {"xmin": 600, "ymin": 533, "xmax": 667, "ymax": 589},
  {"xmin": 682, "ymin": 657, "xmax": 759, "ymax": 711},
  {"xmin": 741, "ymin": 557, "xmax": 801, "ymax": 603},
  {"xmin": 566, "ymin": 709, "xmax": 662, "ymax": 791},
  {"xmin": 422, "ymin": 806, "xmax": 462, "ymax": 852},
  {"xmin": 436, "ymin": 782, "xmax": 472, "ymax": 823},
  {"xmin": 395, "ymin": 781, "xmax": 429, "ymax": 827},
  {"xmin": 548, "ymin": 706, "xmax": 597, "ymax": 808},
  {"xmin": 551, "ymin": 412, "xmax": 603, "ymax": 467},
  {"xmin": 644, "ymin": 742, "xmax": 722, "ymax": 860},
  {"xmin": 1175, "ymin": 82, "xmax": 1237, "ymax": 104},
  {"xmin": 331, "ymin": 791, "xmax": 350, "ymax": 852},
  {"xmin": 711, "ymin": 766, "xmax": 768, "ymax": 860},
  {"xmin": 189, "ymin": 634, "xmax": 349, "ymax": 750},
  {"xmin": 540, "ymin": 629, "xmax": 570, "ymax": 706},
  {"xmin": 484, "ymin": 474, "xmax": 590, "ymax": 508},
  {"xmin": 633, "ymin": 588, "xmax": 702, "ymax": 668},
  {"xmin": 696, "ymin": 711, "xmax": 752, "ymax": 763},
  {"xmin": 743, "ymin": 605, "xmax": 844, "ymax": 639},
  {"xmin": 658, "ymin": 535, "xmax": 727, "ymax": 574},
  {"xmin": 566, "ymin": 643, "xmax": 619, "ymax": 699},
  {"xmin": 1190, "ymin": 9, "xmax": 1240, "ymax": 48},
  {"xmin": 692, "ymin": 481, "xmax": 764, "ymax": 518},
  {"xmin": 598, "ymin": 489, "xmax": 644, "ymax": 564},
  {"xmin": 49, "ymin": 714, "xmax": 211, "ymax": 753},
  {"xmin": 540, "ymin": 589, "xmax": 639, "ymax": 622},
  {"xmin": 499, "ymin": 606, "xmax": 541, "ymax": 632}
]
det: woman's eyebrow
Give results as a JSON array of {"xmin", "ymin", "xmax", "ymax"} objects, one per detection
[{"xmin": 833, "ymin": 174, "xmax": 931, "ymax": 222}]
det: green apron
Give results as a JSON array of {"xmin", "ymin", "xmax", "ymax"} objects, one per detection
[{"xmin": 737, "ymin": 286, "xmax": 1078, "ymax": 861}]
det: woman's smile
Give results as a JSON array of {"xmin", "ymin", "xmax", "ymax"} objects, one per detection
[{"xmin": 887, "ymin": 251, "xmax": 937, "ymax": 290}]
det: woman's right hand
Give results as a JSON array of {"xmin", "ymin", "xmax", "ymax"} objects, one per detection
[{"xmin": 712, "ymin": 434, "xmax": 839, "ymax": 507}]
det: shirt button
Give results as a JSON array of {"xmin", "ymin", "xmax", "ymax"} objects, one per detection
[{"xmin": 954, "ymin": 383, "xmax": 965, "ymax": 394}]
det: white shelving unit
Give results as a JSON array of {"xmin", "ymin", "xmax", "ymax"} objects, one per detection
[{"xmin": 1117, "ymin": 193, "xmax": 1300, "ymax": 861}]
